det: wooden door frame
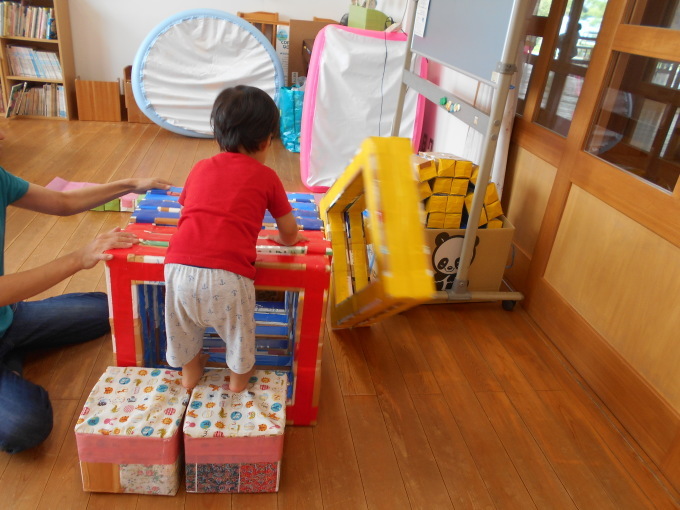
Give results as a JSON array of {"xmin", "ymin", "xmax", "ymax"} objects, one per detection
[{"xmin": 510, "ymin": 0, "xmax": 680, "ymax": 490}]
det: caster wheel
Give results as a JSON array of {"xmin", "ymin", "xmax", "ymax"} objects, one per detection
[{"xmin": 502, "ymin": 300, "xmax": 516, "ymax": 311}]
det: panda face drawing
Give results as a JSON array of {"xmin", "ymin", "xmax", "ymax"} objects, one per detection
[{"xmin": 432, "ymin": 232, "xmax": 479, "ymax": 290}]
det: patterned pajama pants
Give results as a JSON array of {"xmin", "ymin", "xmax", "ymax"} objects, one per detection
[{"xmin": 164, "ymin": 264, "xmax": 256, "ymax": 374}]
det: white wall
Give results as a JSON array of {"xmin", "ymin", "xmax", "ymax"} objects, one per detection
[
  {"xmin": 420, "ymin": 60, "xmax": 522, "ymax": 198},
  {"xmin": 69, "ymin": 0, "xmax": 408, "ymax": 81}
]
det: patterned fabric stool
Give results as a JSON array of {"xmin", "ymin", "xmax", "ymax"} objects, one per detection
[
  {"xmin": 74, "ymin": 366, "xmax": 189, "ymax": 495},
  {"xmin": 184, "ymin": 369, "xmax": 287, "ymax": 493}
]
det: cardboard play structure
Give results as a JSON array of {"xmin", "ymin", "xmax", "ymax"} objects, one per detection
[
  {"xmin": 319, "ymin": 136, "xmax": 434, "ymax": 328},
  {"xmin": 104, "ymin": 192, "xmax": 331, "ymax": 426},
  {"xmin": 88, "ymin": 191, "xmax": 326, "ymax": 495},
  {"xmin": 184, "ymin": 369, "xmax": 287, "ymax": 493},
  {"xmin": 319, "ymin": 136, "xmax": 519, "ymax": 326},
  {"xmin": 74, "ymin": 366, "xmax": 190, "ymax": 495},
  {"xmin": 75, "ymin": 367, "xmax": 289, "ymax": 494}
]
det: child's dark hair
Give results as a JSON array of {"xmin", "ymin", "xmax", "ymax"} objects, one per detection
[{"xmin": 211, "ymin": 85, "xmax": 280, "ymax": 154}]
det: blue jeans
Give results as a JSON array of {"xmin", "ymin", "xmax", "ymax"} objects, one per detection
[{"xmin": 0, "ymin": 292, "xmax": 109, "ymax": 453}]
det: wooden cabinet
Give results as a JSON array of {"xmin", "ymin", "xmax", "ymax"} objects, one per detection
[{"xmin": 0, "ymin": 0, "xmax": 75, "ymax": 119}]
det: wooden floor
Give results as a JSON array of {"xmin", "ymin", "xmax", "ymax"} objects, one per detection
[{"xmin": 0, "ymin": 119, "xmax": 678, "ymax": 510}]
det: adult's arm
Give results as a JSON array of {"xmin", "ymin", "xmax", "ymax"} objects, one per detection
[
  {"xmin": 12, "ymin": 177, "xmax": 172, "ymax": 216},
  {"xmin": 0, "ymin": 228, "xmax": 139, "ymax": 307}
]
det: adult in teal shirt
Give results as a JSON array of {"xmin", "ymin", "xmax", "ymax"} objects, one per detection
[{"xmin": 0, "ymin": 159, "xmax": 171, "ymax": 453}]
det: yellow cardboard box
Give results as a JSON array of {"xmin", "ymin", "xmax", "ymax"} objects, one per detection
[
  {"xmin": 426, "ymin": 212, "xmax": 445, "ymax": 228},
  {"xmin": 412, "ymin": 155, "xmax": 437, "ymax": 182},
  {"xmin": 420, "ymin": 151, "xmax": 473, "ymax": 178},
  {"xmin": 425, "ymin": 194, "xmax": 448, "ymax": 213},
  {"xmin": 418, "ymin": 180, "xmax": 433, "ymax": 200},
  {"xmin": 464, "ymin": 182, "xmax": 503, "ymax": 226},
  {"xmin": 446, "ymin": 195, "xmax": 464, "ymax": 214},
  {"xmin": 470, "ymin": 165, "xmax": 480, "ymax": 186},
  {"xmin": 443, "ymin": 213, "xmax": 462, "ymax": 229},
  {"xmin": 450, "ymin": 178, "xmax": 469, "ymax": 197},
  {"xmin": 487, "ymin": 218, "xmax": 503, "ymax": 229},
  {"xmin": 432, "ymin": 177, "xmax": 453, "ymax": 194},
  {"xmin": 454, "ymin": 159, "xmax": 473, "ymax": 178}
]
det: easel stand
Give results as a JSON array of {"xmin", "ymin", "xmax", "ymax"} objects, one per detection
[{"xmin": 393, "ymin": 0, "xmax": 529, "ymax": 307}]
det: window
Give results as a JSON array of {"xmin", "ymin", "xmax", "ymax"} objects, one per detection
[
  {"xmin": 535, "ymin": 0, "xmax": 608, "ymax": 135},
  {"xmin": 586, "ymin": 53, "xmax": 680, "ymax": 191},
  {"xmin": 514, "ymin": 0, "xmax": 680, "ymax": 193},
  {"xmin": 516, "ymin": 0, "xmax": 551, "ymax": 116},
  {"xmin": 516, "ymin": 35, "xmax": 543, "ymax": 116},
  {"xmin": 626, "ymin": 0, "xmax": 680, "ymax": 28}
]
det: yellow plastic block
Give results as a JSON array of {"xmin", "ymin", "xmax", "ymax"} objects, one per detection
[
  {"xmin": 425, "ymin": 194, "xmax": 448, "ymax": 213},
  {"xmin": 426, "ymin": 212, "xmax": 445, "ymax": 228},
  {"xmin": 450, "ymin": 178, "xmax": 469, "ymax": 196},
  {"xmin": 446, "ymin": 195, "xmax": 465, "ymax": 214},
  {"xmin": 432, "ymin": 177, "xmax": 453, "ymax": 194},
  {"xmin": 487, "ymin": 218, "xmax": 503, "ymax": 229},
  {"xmin": 412, "ymin": 155, "xmax": 437, "ymax": 182},
  {"xmin": 443, "ymin": 213, "xmax": 462, "ymax": 229},
  {"xmin": 418, "ymin": 180, "xmax": 433, "ymax": 200}
]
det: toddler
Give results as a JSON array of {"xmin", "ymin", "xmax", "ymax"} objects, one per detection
[{"xmin": 164, "ymin": 85, "xmax": 305, "ymax": 391}]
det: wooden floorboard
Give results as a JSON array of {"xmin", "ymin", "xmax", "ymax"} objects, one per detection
[
  {"xmin": 313, "ymin": 333, "xmax": 368, "ymax": 510},
  {"xmin": 414, "ymin": 393, "xmax": 496, "ymax": 509},
  {"xmin": 363, "ymin": 321, "xmax": 454, "ymax": 509},
  {"xmin": 0, "ymin": 118, "xmax": 678, "ymax": 509}
]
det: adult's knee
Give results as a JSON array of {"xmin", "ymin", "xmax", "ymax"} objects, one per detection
[
  {"xmin": 69, "ymin": 292, "xmax": 111, "ymax": 338},
  {"xmin": 0, "ymin": 374, "xmax": 53, "ymax": 453}
]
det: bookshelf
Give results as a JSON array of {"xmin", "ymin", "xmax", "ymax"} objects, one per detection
[{"xmin": 0, "ymin": 0, "xmax": 75, "ymax": 119}]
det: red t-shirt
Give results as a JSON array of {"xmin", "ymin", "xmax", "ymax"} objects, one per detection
[{"xmin": 164, "ymin": 152, "xmax": 292, "ymax": 279}]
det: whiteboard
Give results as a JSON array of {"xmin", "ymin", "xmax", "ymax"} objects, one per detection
[{"xmin": 411, "ymin": 0, "xmax": 517, "ymax": 83}]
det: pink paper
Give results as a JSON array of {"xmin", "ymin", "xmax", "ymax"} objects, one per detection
[
  {"xmin": 76, "ymin": 433, "xmax": 181, "ymax": 465},
  {"xmin": 184, "ymin": 435, "xmax": 284, "ymax": 464},
  {"xmin": 46, "ymin": 177, "xmax": 96, "ymax": 191},
  {"xmin": 46, "ymin": 177, "xmax": 138, "ymax": 205}
]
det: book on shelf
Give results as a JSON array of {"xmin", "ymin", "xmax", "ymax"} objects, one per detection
[
  {"xmin": 6, "ymin": 46, "xmax": 35, "ymax": 77},
  {"xmin": 0, "ymin": 2, "xmax": 55, "ymax": 39},
  {"xmin": 5, "ymin": 82, "xmax": 65, "ymax": 118},
  {"xmin": 57, "ymin": 84, "xmax": 65, "ymax": 117},
  {"xmin": 5, "ymin": 81, "xmax": 26, "ymax": 118},
  {"xmin": 5, "ymin": 45, "xmax": 62, "ymax": 80},
  {"xmin": 44, "ymin": 50, "xmax": 62, "ymax": 79}
]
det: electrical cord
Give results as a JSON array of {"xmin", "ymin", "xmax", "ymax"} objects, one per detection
[{"xmin": 378, "ymin": 31, "xmax": 388, "ymax": 136}]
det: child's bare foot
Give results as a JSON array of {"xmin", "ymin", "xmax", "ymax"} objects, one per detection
[
  {"xmin": 229, "ymin": 367, "xmax": 255, "ymax": 392},
  {"xmin": 182, "ymin": 353, "xmax": 209, "ymax": 390}
]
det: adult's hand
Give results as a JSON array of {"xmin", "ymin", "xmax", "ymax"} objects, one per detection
[
  {"xmin": 76, "ymin": 228, "xmax": 140, "ymax": 269},
  {"xmin": 127, "ymin": 177, "xmax": 172, "ymax": 194}
]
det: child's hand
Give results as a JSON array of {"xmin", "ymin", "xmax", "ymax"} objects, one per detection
[
  {"xmin": 268, "ymin": 232, "xmax": 309, "ymax": 246},
  {"xmin": 296, "ymin": 233, "xmax": 310, "ymax": 244}
]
